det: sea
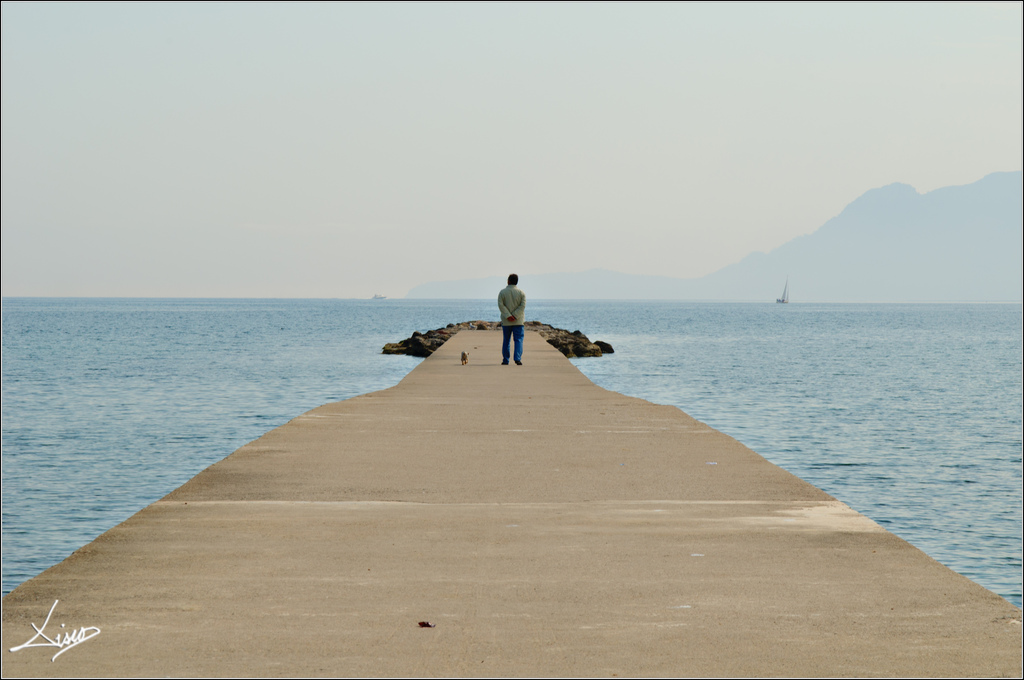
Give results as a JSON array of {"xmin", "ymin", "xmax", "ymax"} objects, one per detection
[{"xmin": 2, "ymin": 298, "xmax": 1021, "ymax": 607}]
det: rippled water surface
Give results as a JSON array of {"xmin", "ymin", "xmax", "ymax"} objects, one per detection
[{"xmin": 2, "ymin": 299, "xmax": 1021, "ymax": 606}]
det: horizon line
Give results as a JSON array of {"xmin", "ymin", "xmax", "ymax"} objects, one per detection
[{"xmin": 3, "ymin": 296, "xmax": 1022, "ymax": 304}]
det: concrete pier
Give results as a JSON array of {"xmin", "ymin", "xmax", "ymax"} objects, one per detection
[{"xmin": 3, "ymin": 330, "xmax": 1020, "ymax": 677}]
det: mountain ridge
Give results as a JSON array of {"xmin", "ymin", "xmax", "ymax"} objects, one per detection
[{"xmin": 406, "ymin": 171, "xmax": 1022, "ymax": 301}]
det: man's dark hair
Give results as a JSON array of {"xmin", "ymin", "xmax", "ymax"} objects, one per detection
[{"xmin": 508, "ymin": 273, "xmax": 519, "ymax": 285}]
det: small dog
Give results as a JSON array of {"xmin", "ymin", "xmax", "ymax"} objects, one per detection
[{"xmin": 461, "ymin": 351, "xmax": 469, "ymax": 365}]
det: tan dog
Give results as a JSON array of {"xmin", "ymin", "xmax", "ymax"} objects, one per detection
[{"xmin": 461, "ymin": 351, "xmax": 469, "ymax": 365}]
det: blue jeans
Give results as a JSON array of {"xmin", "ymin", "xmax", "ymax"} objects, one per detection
[{"xmin": 502, "ymin": 325, "xmax": 524, "ymax": 363}]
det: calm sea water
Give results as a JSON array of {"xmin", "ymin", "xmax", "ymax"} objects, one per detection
[{"xmin": 2, "ymin": 298, "xmax": 1021, "ymax": 607}]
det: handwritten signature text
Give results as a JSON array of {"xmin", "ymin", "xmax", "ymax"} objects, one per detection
[{"xmin": 9, "ymin": 600, "xmax": 100, "ymax": 661}]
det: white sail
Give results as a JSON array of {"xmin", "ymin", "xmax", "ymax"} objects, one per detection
[{"xmin": 776, "ymin": 278, "xmax": 789, "ymax": 303}]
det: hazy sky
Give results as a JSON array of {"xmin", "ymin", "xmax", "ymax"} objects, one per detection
[{"xmin": 2, "ymin": 2, "xmax": 1021, "ymax": 298}]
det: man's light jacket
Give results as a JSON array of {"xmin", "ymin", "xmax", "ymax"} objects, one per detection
[{"xmin": 498, "ymin": 285, "xmax": 526, "ymax": 327}]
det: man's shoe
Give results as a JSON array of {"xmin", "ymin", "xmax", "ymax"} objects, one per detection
[
  {"xmin": 502, "ymin": 361, "xmax": 509, "ymax": 365},
  {"xmin": 515, "ymin": 360, "xmax": 523, "ymax": 365}
]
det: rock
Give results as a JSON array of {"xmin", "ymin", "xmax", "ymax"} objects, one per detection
[
  {"xmin": 383, "ymin": 321, "xmax": 613, "ymax": 357},
  {"xmin": 533, "ymin": 326, "xmax": 606, "ymax": 358},
  {"xmin": 404, "ymin": 336, "xmax": 434, "ymax": 357},
  {"xmin": 381, "ymin": 342, "xmax": 407, "ymax": 355}
]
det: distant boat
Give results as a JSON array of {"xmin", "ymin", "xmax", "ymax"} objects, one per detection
[
  {"xmin": 776, "ymin": 278, "xmax": 790, "ymax": 304},
  {"xmin": 371, "ymin": 294, "xmax": 387, "ymax": 300}
]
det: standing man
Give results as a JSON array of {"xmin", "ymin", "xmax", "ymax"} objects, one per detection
[{"xmin": 498, "ymin": 273, "xmax": 526, "ymax": 365}]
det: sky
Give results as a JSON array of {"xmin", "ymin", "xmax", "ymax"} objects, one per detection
[{"xmin": 2, "ymin": 2, "xmax": 1021, "ymax": 298}]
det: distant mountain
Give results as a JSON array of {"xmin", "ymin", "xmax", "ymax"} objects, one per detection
[
  {"xmin": 406, "ymin": 171, "xmax": 1022, "ymax": 301},
  {"xmin": 405, "ymin": 269, "xmax": 704, "ymax": 300}
]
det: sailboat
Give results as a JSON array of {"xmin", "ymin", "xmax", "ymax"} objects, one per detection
[{"xmin": 776, "ymin": 278, "xmax": 790, "ymax": 304}]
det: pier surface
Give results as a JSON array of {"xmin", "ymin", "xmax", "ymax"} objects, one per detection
[{"xmin": 3, "ymin": 330, "xmax": 1020, "ymax": 677}]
